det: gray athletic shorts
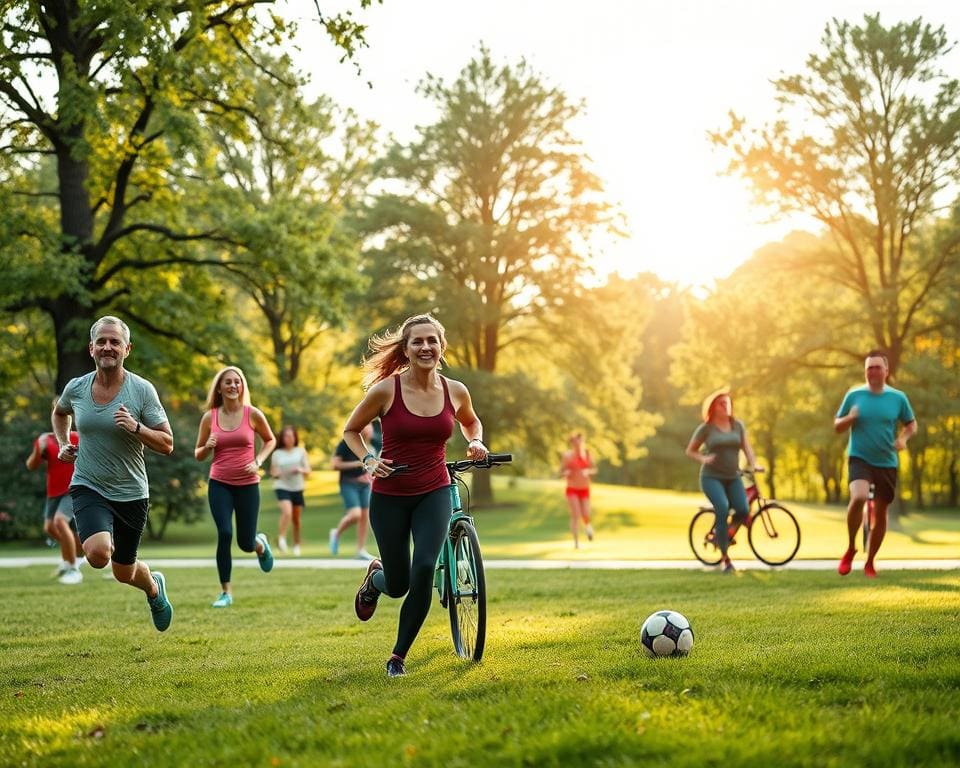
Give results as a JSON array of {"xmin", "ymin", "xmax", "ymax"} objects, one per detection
[{"xmin": 44, "ymin": 493, "xmax": 75, "ymax": 522}]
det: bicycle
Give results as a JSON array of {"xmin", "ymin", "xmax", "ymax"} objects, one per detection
[
  {"xmin": 432, "ymin": 452, "xmax": 513, "ymax": 662},
  {"xmin": 688, "ymin": 469, "xmax": 801, "ymax": 566}
]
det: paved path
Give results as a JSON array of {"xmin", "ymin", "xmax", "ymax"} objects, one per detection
[{"xmin": 1, "ymin": 556, "xmax": 958, "ymax": 571}]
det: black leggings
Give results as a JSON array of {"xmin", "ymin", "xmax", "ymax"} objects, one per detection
[
  {"xmin": 208, "ymin": 478, "xmax": 260, "ymax": 584},
  {"xmin": 369, "ymin": 488, "xmax": 451, "ymax": 658}
]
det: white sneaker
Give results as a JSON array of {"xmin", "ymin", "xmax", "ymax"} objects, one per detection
[
  {"xmin": 58, "ymin": 568, "xmax": 83, "ymax": 585},
  {"xmin": 356, "ymin": 549, "xmax": 375, "ymax": 561},
  {"xmin": 277, "ymin": 536, "xmax": 288, "ymax": 553},
  {"xmin": 329, "ymin": 528, "xmax": 339, "ymax": 555},
  {"xmin": 292, "ymin": 544, "xmax": 301, "ymax": 557},
  {"xmin": 75, "ymin": 556, "xmax": 87, "ymax": 569},
  {"xmin": 51, "ymin": 560, "xmax": 70, "ymax": 578}
]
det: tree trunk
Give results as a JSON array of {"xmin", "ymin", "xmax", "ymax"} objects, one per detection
[
  {"xmin": 948, "ymin": 456, "xmax": 958, "ymax": 508},
  {"xmin": 52, "ymin": 296, "xmax": 95, "ymax": 391}
]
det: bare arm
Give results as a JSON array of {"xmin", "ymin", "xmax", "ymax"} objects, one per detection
[
  {"xmin": 25, "ymin": 436, "xmax": 44, "ymax": 471},
  {"xmin": 685, "ymin": 436, "xmax": 713, "ymax": 466},
  {"xmin": 52, "ymin": 406, "xmax": 78, "ymax": 462},
  {"xmin": 298, "ymin": 447, "xmax": 312, "ymax": 476},
  {"xmin": 894, "ymin": 419, "xmax": 918, "ymax": 451},
  {"xmin": 741, "ymin": 428, "xmax": 759, "ymax": 470},
  {"xmin": 194, "ymin": 411, "xmax": 215, "ymax": 461},
  {"xmin": 449, "ymin": 379, "xmax": 487, "ymax": 460},
  {"xmin": 834, "ymin": 405, "xmax": 859, "ymax": 434},
  {"xmin": 343, "ymin": 381, "xmax": 393, "ymax": 475},
  {"xmin": 248, "ymin": 409, "xmax": 277, "ymax": 475}
]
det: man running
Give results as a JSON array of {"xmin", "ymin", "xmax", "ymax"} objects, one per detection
[
  {"xmin": 53, "ymin": 316, "xmax": 175, "ymax": 630},
  {"xmin": 25, "ymin": 418, "xmax": 83, "ymax": 584},
  {"xmin": 834, "ymin": 350, "xmax": 917, "ymax": 578}
]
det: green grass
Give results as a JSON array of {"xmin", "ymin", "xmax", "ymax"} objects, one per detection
[
  {"xmin": 2, "ymin": 567, "xmax": 959, "ymax": 767},
  {"xmin": 5, "ymin": 473, "xmax": 959, "ymax": 561}
]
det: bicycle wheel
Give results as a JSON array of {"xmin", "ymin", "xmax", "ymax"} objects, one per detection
[
  {"xmin": 748, "ymin": 502, "xmax": 801, "ymax": 565},
  {"xmin": 446, "ymin": 519, "xmax": 486, "ymax": 661},
  {"xmin": 689, "ymin": 509, "xmax": 723, "ymax": 566}
]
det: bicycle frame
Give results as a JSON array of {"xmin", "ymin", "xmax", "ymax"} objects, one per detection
[{"xmin": 434, "ymin": 469, "xmax": 476, "ymax": 603}]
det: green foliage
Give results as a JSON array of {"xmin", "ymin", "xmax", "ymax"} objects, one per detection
[
  {"xmin": 712, "ymin": 14, "xmax": 960, "ymax": 376},
  {"xmin": 0, "ymin": 411, "xmax": 50, "ymax": 541}
]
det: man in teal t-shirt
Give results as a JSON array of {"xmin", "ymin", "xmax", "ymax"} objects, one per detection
[
  {"xmin": 52, "ymin": 316, "xmax": 176, "ymax": 631},
  {"xmin": 834, "ymin": 350, "xmax": 917, "ymax": 579}
]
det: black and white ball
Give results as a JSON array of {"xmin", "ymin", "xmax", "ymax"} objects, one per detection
[{"xmin": 641, "ymin": 610, "xmax": 694, "ymax": 657}]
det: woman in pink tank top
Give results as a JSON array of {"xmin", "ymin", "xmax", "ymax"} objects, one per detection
[
  {"xmin": 194, "ymin": 366, "xmax": 277, "ymax": 607},
  {"xmin": 342, "ymin": 314, "xmax": 489, "ymax": 678}
]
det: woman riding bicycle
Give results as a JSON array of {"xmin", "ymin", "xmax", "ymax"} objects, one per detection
[
  {"xmin": 684, "ymin": 387, "xmax": 760, "ymax": 573},
  {"xmin": 342, "ymin": 314, "xmax": 488, "ymax": 677}
]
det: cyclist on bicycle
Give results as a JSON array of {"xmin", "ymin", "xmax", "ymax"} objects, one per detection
[
  {"xmin": 685, "ymin": 387, "xmax": 760, "ymax": 573},
  {"xmin": 834, "ymin": 350, "xmax": 917, "ymax": 578},
  {"xmin": 342, "ymin": 314, "xmax": 488, "ymax": 677}
]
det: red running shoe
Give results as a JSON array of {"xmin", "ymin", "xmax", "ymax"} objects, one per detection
[
  {"xmin": 354, "ymin": 559, "xmax": 383, "ymax": 621},
  {"xmin": 838, "ymin": 548, "xmax": 856, "ymax": 576},
  {"xmin": 864, "ymin": 562, "xmax": 877, "ymax": 578}
]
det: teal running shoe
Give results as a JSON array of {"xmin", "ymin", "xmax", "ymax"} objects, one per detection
[
  {"xmin": 147, "ymin": 571, "xmax": 172, "ymax": 631},
  {"xmin": 255, "ymin": 533, "xmax": 274, "ymax": 573},
  {"xmin": 212, "ymin": 592, "xmax": 233, "ymax": 608}
]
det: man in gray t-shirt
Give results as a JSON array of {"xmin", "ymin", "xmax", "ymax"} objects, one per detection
[{"xmin": 52, "ymin": 316, "xmax": 176, "ymax": 632}]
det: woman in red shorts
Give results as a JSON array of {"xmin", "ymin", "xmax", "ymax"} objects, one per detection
[{"xmin": 560, "ymin": 432, "xmax": 596, "ymax": 549}]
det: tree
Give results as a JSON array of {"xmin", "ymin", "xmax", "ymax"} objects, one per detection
[
  {"xmin": 360, "ymin": 46, "xmax": 617, "ymax": 500},
  {"xmin": 0, "ymin": 0, "xmax": 380, "ymax": 390},
  {"xmin": 204, "ymin": 54, "xmax": 377, "ymax": 393},
  {"xmin": 712, "ymin": 15, "xmax": 960, "ymax": 377}
]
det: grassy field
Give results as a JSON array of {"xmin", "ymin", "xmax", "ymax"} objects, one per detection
[
  {"xmin": 3, "ymin": 473, "xmax": 959, "ymax": 563},
  {"xmin": 2, "ymin": 566, "xmax": 959, "ymax": 767}
]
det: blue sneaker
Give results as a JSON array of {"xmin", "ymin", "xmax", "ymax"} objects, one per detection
[
  {"xmin": 329, "ymin": 528, "xmax": 339, "ymax": 556},
  {"xmin": 147, "ymin": 571, "xmax": 172, "ymax": 631},
  {"xmin": 255, "ymin": 533, "xmax": 274, "ymax": 573},
  {"xmin": 212, "ymin": 592, "xmax": 233, "ymax": 608}
]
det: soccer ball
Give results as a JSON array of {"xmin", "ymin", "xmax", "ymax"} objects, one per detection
[{"xmin": 641, "ymin": 610, "xmax": 694, "ymax": 657}]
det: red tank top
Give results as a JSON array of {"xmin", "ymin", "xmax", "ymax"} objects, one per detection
[
  {"xmin": 373, "ymin": 375, "xmax": 456, "ymax": 496},
  {"xmin": 210, "ymin": 405, "xmax": 259, "ymax": 486},
  {"xmin": 40, "ymin": 432, "xmax": 79, "ymax": 498}
]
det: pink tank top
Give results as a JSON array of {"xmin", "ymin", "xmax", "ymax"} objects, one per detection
[
  {"xmin": 210, "ymin": 405, "xmax": 259, "ymax": 486},
  {"xmin": 373, "ymin": 375, "xmax": 456, "ymax": 496}
]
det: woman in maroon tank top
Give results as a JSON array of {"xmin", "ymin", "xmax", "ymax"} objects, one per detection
[{"xmin": 342, "ymin": 314, "xmax": 488, "ymax": 678}]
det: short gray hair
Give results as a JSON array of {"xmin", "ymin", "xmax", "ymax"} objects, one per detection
[{"xmin": 90, "ymin": 316, "xmax": 131, "ymax": 345}]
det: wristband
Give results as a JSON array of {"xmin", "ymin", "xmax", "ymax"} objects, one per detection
[
  {"xmin": 135, "ymin": 421, "xmax": 141, "ymax": 434},
  {"xmin": 362, "ymin": 453, "xmax": 376, "ymax": 470},
  {"xmin": 468, "ymin": 438, "xmax": 483, "ymax": 446}
]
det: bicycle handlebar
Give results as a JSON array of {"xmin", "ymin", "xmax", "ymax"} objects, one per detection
[{"xmin": 447, "ymin": 453, "xmax": 513, "ymax": 473}]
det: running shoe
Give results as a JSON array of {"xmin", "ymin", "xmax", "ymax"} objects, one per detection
[
  {"xmin": 212, "ymin": 592, "xmax": 233, "ymax": 608},
  {"xmin": 722, "ymin": 557, "xmax": 736, "ymax": 574},
  {"xmin": 329, "ymin": 528, "xmax": 339, "ymax": 556},
  {"xmin": 147, "ymin": 571, "xmax": 173, "ymax": 632},
  {"xmin": 292, "ymin": 544, "xmax": 301, "ymax": 557},
  {"xmin": 255, "ymin": 533, "xmax": 274, "ymax": 572},
  {"xmin": 838, "ymin": 548, "xmax": 856, "ymax": 576},
  {"xmin": 386, "ymin": 655, "xmax": 406, "ymax": 678},
  {"xmin": 356, "ymin": 549, "xmax": 375, "ymax": 561},
  {"xmin": 355, "ymin": 558, "xmax": 383, "ymax": 621},
  {"xmin": 864, "ymin": 562, "xmax": 877, "ymax": 578},
  {"xmin": 58, "ymin": 567, "xmax": 83, "ymax": 585},
  {"xmin": 585, "ymin": 524, "xmax": 594, "ymax": 542},
  {"xmin": 277, "ymin": 536, "xmax": 288, "ymax": 553},
  {"xmin": 51, "ymin": 561, "xmax": 70, "ymax": 578}
]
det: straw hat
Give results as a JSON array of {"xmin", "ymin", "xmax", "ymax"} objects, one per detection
[{"xmin": 701, "ymin": 386, "xmax": 731, "ymax": 422}]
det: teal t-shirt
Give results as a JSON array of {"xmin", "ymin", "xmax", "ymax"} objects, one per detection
[
  {"xmin": 690, "ymin": 419, "xmax": 745, "ymax": 480},
  {"xmin": 836, "ymin": 385, "xmax": 915, "ymax": 468},
  {"xmin": 58, "ymin": 370, "xmax": 169, "ymax": 501}
]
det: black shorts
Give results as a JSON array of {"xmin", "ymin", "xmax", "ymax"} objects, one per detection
[
  {"xmin": 274, "ymin": 489, "xmax": 305, "ymax": 507},
  {"xmin": 848, "ymin": 457, "xmax": 898, "ymax": 505},
  {"xmin": 70, "ymin": 485, "xmax": 150, "ymax": 566}
]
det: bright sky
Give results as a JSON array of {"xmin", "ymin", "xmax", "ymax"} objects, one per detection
[{"xmin": 283, "ymin": 1, "xmax": 960, "ymax": 288}]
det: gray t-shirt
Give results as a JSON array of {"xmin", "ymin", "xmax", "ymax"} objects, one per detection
[
  {"xmin": 690, "ymin": 419, "xmax": 745, "ymax": 480},
  {"xmin": 58, "ymin": 370, "xmax": 168, "ymax": 501}
]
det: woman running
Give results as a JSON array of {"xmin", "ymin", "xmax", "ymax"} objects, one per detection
[
  {"xmin": 559, "ymin": 432, "xmax": 597, "ymax": 549},
  {"xmin": 270, "ymin": 425, "xmax": 311, "ymax": 556},
  {"xmin": 343, "ymin": 314, "xmax": 488, "ymax": 677},
  {"xmin": 195, "ymin": 366, "xmax": 277, "ymax": 606}
]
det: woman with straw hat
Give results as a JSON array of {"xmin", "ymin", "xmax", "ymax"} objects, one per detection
[{"xmin": 684, "ymin": 387, "xmax": 760, "ymax": 573}]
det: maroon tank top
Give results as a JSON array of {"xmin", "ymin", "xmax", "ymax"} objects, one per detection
[{"xmin": 373, "ymin": 375, "xmax": 456, "ymax": 496}]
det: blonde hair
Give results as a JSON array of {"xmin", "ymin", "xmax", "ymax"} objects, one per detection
[
  {"xmin": 362, "ymin": 314, "xmax": 447, "ymax": 389},
  {"xmin": 204, "ymin": 366, "xmax": 252, "ymax": 411}
]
